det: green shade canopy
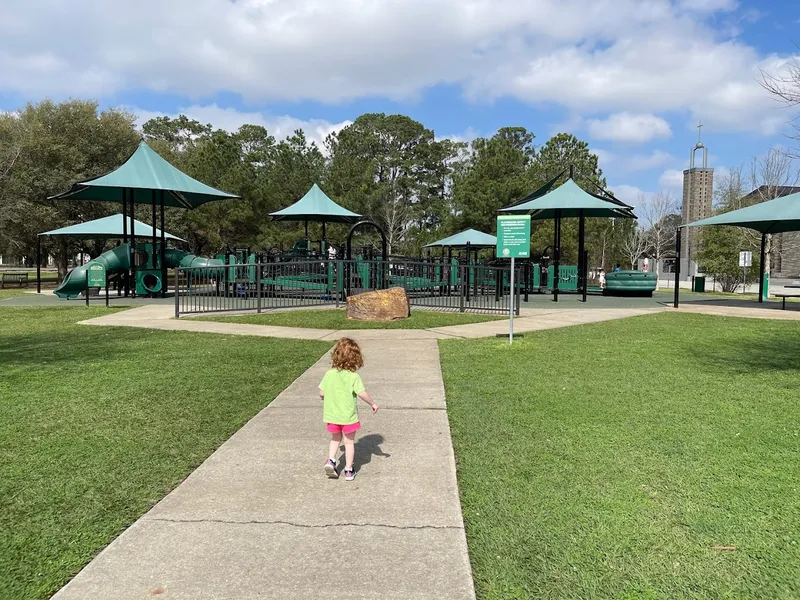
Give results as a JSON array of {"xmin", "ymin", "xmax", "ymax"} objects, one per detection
[
  {"xmin": 39, "ymin": 214, "xmax": 185, "ymax": 241},
  {"xmin": 270, "ymin": 184, "xmax": 361, "ymax": 223},
  {"xmin": 49, "ymin": 141, "xmax": 239, "ymax": 209},
  {"xmin": 499, "ymin": 177, "xmax": 636, "ymax": 220},
  {"xmin": 683, "ymin": 191, "xmax": 800, "ymax": 234},
  {"xmin": 424, "ymin": 229, "xmax": 497, "ymax": 248}
]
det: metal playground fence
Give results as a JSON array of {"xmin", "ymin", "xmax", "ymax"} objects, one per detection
[{"xmin": 174, "ymin": 258, "xmax": 521, "ymax": 317}]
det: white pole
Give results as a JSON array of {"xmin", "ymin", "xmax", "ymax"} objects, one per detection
[{"xmin": 509, "ymin": 257, "xmax": 515, "ymax": 344}]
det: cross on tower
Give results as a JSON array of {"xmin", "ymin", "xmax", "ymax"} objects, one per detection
[{"xmin": 697, "ymin": 121, "xmax": 703, "ymax": 143}]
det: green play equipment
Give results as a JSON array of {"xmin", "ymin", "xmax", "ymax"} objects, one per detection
[
  {"xmin": 53, "ymin": 244, "xmax": 224, "ymax": 299},
  {"xmin": 547, "ymin": 265, "xmax": 579, "ymax": 291},
  {"xmin": 603, "ymin": 270, "xmax": 657, "ymax": 296}
]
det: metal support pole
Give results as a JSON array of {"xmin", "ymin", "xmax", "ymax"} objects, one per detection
[
  {"xmin": 36, "ymin": 235, "xmax": 42, "ymax": 293},
  {"xmin": 174, "ymin": 267, "xmax": 180, "ymax": 318},
  {"xmin": 582, "ymin": 250, "xmax": 589, "ymax": 303},
  {"xmin": 122, "ymin": 188, "xmax": 129, "ymax": 297},
  {"xmin": 130, "ymin": 189, "xmax": 136, "ymax": 298},
  {"xmin": 674, "ymin": 228, "xmax": 681, "ymax": 308},
  {"xmin": 151, "ymin": 189, "xmax": 157, "ymax": 270},
  {"xmin": 459, "ymin": 265, "xmax": 466, "ymax": 312},
  {"xmin": 509, "ymin": 257, "xmax": 515, "ymax": 344},
  {"xmin": 160, "ymin": 190, "xmax": 166, "ymax": 298},
  {"xmin": 759, "ymin": 232, "xmax": 767, "ymax": 303},
  {"xmin": 578, "ymin": 209, "xmax": 586, "ymax": 300},
  {"xmin": 553, "ymin": 210, "xmax": 561, "ymax": 302},
  {"xmin": 257, "ymin": 263, "xmax": 263, "ymax": 313}
]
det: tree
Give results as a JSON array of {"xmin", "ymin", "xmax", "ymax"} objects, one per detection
[
  {"xmin": 326, "ymin": 114, "xmax": 453, "ymax": 254},
  {"xmin": 450, "ymin": 127, "xmax": 536, "ymax": 234},
  {"xmin": 696, "ymin": 224, "xmax": 755, "ymax": 292},
  {"xmin": 695, "ymin": 167, "xmax": 751, "ymax": 292},
  {"xmin": 637, "ymin": 191, "xmax": 680, "ymax": 278},
  {"xmin": 761, "ymin": 55, "xmax": 800, "ymax": 156},
  {"xmin": 621, "ymin": 225, "xmax": 649, "ymax": 270},
  {"xmin": 0, "ymin": 100, "xmax": 138, "ymax": 275}
]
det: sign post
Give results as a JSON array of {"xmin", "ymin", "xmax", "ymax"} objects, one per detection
[
  {"xmin": 86, "ymin": 263, "xmax": 107, "ymax": 307},
  {"xmin": 739, "ymin": 251, "xmax": 752, "ymax": 294},
  {"xmin": 496, "ymin": 215, "xmax": 531, "ymax": 344}
]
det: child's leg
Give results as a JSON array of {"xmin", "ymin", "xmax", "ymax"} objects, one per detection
[
  {"xmin": 328, "ymin": 432, "xmax": 342, "ymax": 461},
  {"xmin": 343, "ymin": 432, "xmax": 356, "ymax": 470}
]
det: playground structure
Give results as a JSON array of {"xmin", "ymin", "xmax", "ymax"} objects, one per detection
[
  {"xmin": 43, "ymin": 147, "xmax": 652, "ymax": 314},
  {"xmin": 53, "ymin": 243, "xmax": 224, "ymax": 299}
]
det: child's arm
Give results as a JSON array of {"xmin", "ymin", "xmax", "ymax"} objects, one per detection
[
  {"xmin": 358, "ymin": 391, "xmax": 379, "ymax": 413},
  {"xmin": 319, "ymin": 388, "xmax": 324, "ymax": 399}
]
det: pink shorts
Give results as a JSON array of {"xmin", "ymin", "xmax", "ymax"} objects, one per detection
[{"xmin": 327, "ymin": 422, "xmax": 361, "ymax": 434}]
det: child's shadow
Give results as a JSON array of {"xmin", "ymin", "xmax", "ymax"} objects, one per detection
[{"xmin": 339, "ymin": 434, "xmax": 391, "ymax": 472}]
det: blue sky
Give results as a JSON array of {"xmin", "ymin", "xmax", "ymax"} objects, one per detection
[{"xmin": 1, "ymin": 0, "xmax": 798, "ymax": 206}]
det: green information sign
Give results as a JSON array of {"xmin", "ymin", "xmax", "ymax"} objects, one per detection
[
  {"xmin": 496, "ymin": 215, "xmax": 531, "ymax": 258},
  {"xmin": 87, "ymin": 264, "xmax": 106, "ymax": 288}
]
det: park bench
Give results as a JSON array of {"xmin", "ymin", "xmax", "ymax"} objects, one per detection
[
  {"xmin": 773, "ymin": 293, "xmax": 800, "ymax": 310},
  {"xmin": 1, "ymin": 272, "xmax": 28, "ymax": 289}
]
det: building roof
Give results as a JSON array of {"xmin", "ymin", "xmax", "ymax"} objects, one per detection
[
  {"xmin": 49, "ymin": 141, "xmax": 240, "ymax": 209},
  {"xmin": 39, "ymin": 214, "xmax": 185, "ymax": 241}
]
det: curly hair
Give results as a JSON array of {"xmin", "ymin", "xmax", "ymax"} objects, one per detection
[{"xmin": 331, "ymin": 337, "xmax": 364, "ymax": 372}]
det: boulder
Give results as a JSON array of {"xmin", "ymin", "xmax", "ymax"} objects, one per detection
[{"xmin": 346, "ymin": 287, "xmax": 410, "ymax": 321}]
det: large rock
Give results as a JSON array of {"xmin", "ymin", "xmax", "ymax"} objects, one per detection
[{"xmin": 346, "ymin": 287, "xmax": 410, "ymax": 321}]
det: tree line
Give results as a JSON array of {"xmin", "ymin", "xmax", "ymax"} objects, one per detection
[{"xmin": 3, "ymin": 99, "xmax": 651, "ymax": 275}]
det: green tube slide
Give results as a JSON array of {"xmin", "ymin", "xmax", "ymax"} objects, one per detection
[{"xmin": 53, "ymin": 244, "xmax": 224, "ymax": 299}]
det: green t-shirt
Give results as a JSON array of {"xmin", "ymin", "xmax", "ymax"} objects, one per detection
[{"xmin": 319, "ymin": 368, "xmax": 365, "ymax": 425}]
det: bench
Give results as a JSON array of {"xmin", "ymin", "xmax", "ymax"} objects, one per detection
[
  {"xmin": 773, "ymin": 293, "xmax": 800, "ymax": 310},
  {"xmin": 1, "ymin": 272, "xmax": 28, "ymax": 288}
]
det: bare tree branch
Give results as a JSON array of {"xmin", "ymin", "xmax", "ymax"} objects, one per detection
[{"xmin": 622, "ymin": 225, "xmax": 649, "ymax": 270}]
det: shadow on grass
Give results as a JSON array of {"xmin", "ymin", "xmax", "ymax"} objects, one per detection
[
  {"xmin": 686, "ymin": 323, "xmax": 800, "ymax": 374},
  {"xmin": 0, "ymin": 327, "xmax": 157, "ymax": 368}
]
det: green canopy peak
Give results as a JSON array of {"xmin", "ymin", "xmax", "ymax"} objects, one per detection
[
  {"xmin": 270, "ymin": 184, "xmax": 361, "ymax": 223},
  {"xmin": 49, "ymin": 140, "xmax": 240, "ymax": 209},
  {"xmin": 683, "ymin": 191, "xmax": 800, "ymax": 234},
  {"xmin": 38, "ymin": 213, "xmax": 185, "ymax": 241},
  {"xmin": 424, "ymin": 229, "xmax": 497, "ymax": 248},
  {"xmin": 499, "ymin": 177, "xmax": 636, "ymax": 220}
]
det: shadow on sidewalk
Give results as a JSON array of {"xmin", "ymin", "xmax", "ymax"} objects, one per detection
[{"xmin": 338, "ymin": 434, "xmax": 391, "ymax": 472}]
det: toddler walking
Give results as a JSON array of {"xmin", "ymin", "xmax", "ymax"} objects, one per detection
[{"xmin": 319, "ymin": 338, "xmax": 378, "ymax": 481}]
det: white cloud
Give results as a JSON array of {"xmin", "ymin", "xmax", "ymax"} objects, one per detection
[
  {"xmin": 132, "ymin": 104, "xmax": 351, "ymax": 151},
  {"xmin": 438, "ymin": 127, "xmax": 481, "ymax": 144},
  {"xmin": 659, "ymin": 169, "xmax": 684, "ymax": 189},
  {"xmin": 592, "ymin": 149, "xmax": 675, "ymax": 173},
  {"xmin": 0, "ymin": 0, "xmax": 793, "ymax": 136},
  {"xmin": 591, "ymin": 148, "xmax": 615, "ymax": 168},
  {"xmin": 610, "ymin": 184, "xmax": 653, "ymax": 206},
  {"xmin": 677, "ymin": 0, "xmax": 738, "ymax": 13},
  {"xmin": 587, "ymin": 112, "xmax": 671, "ymax": 143}
]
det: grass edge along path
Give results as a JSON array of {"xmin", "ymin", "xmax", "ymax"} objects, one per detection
[
  {"xmin": 440, "ymin": 312, "xmax": 800, "ymax": 600},
  {"xmin": 0, "ymin": 306, "xmax": 331, "ymax": 600},
  {"xmin": 202, "ymin": 308, "xmax": 504, "ymax": 330}
]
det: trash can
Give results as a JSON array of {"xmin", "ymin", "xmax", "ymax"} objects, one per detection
[{"xmin": 693, "ymin": 276, "xmax": 706, "ymax": 292}]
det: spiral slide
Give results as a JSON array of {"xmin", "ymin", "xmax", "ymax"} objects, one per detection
[{"xmin": 53, "ymin": 244, "xmax": 224, "ymax": 299}]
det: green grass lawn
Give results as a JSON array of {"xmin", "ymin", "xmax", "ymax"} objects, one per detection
[
  {"xmin": 0, "ymin": 307, "xmax": 330, "ymax": 600},
  {"xmin": 203, "ymin": 308, "xmax": 504, "ymax": 329},
  {"xmin": 440, "ymin": 312, "xmax": 800, "ymax": 600}
]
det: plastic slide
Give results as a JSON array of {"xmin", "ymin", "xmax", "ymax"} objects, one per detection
[{"xmin": 53, "ymin": 244, "xmax": 224, "ymax": 299}]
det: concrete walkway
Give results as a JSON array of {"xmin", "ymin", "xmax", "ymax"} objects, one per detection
[
  {"xmin": 54, "ymin": 339, "xmax": 475, "ymax": 600},
  {"xmin": 79, "ymin": 304, "xmax": 667, "ymax": 340}
]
